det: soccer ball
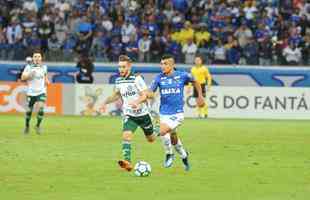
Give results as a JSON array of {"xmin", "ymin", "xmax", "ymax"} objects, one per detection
[{"xmin": 134, "ymin": 161, "xmax": 151, "ymax": 177}]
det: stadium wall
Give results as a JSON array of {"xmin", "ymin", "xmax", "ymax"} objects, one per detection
[
  {"xmin": 1, "ymin": 82, "xmax": 310, "ymax": 120},
  {"xmin": 1, "ymin": 62, "xmax": 310, "ymax": 87}
]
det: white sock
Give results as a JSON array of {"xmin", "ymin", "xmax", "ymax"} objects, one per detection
[
  {"xmin": 174, "ymin": 138, "xmax": 187, "ymax": 159},
  {"xmin": 160, "ymin": 134, "xmax": 173, "ymax": 155}
]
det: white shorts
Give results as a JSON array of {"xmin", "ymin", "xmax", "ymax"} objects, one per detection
[{"xmin": 160, "ymin": 113, "xmax": 184, "ymax": 130}]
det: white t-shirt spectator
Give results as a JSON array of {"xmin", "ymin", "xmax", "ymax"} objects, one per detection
[
  {"xmin": 23, "ymin": 0, "xmax": 38, "ymax": 12},
  {"xmin": 102, "ymin": 17, "xmax": 113, "ymax": 32},
  {"xmin": 182, "ymin": 41, "xmax": 197, "ymax": 64},
  {"xmin": 121, "ymin": 22, "xmax": 136, "ymax": 44},
  {"xmin": 6, "ymin": 24, "xmax": 23, "ymax": 44},
  {"xmin": 138, "ymin": 36, "xmax": 151, "ymax": 53},
  {"xmin": 244, "ymin": 6, "xmax": 257, "ymax": 20},
  {"xmin": 283, "ymin": 46, "xmax": 302, "ymax": 64}
]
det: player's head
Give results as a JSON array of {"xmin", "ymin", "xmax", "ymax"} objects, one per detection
[
  {"xmin": 160, "ymin": 54, "xmax": 175, "ymax": 75},
  {"xmin": 118, "ymin": 55, "xmax": 132, "ymax": 77},
  {"xmin": 194, "ymin": 55, "xmax": 204, "ymax": 66},
  {"xmin": 32, "ymin": 50, "xmax": 43, "ymax": 65}
]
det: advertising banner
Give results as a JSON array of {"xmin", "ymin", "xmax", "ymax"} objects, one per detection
[
  {"xmin": 185, "ymin": 86, "xmax": 310, "ymax": 119},
  {"xmin": 74, "ymin": 85, "xmax": 310, "ymax": 120},
  {"xmin": 0, "ymin": 82, "xmax": 63, "ymax": 114}
]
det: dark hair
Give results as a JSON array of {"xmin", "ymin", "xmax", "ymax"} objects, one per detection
[
  {"xmin": 32, "ymin": 49, "xmax": 43, "ymax": 56},
  {"xmin": 119, "ymin": 55, "xmax": 132, "ymax": 62},
  {"xmin": 161, "ymin": 54, "xmax": 174, "ymax": 60},
  {"xmin": 195, "ymin": 54, "xmax": 205, "ymax": 63}
]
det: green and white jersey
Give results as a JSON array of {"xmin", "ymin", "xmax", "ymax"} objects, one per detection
[
  {"xmin": 115, "ymin": 73, "xmax": 149, "ymax": 117},
  {"xmin": 23, "ymin": 64, "xmax": 48, "ymax": 96}
]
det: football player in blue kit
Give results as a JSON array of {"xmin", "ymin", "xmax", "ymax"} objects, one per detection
[{"xmin": 149, "ymin": 55, "xmax": 205, "ymax": 171}]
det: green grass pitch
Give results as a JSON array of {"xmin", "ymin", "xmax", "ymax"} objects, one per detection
[{"xmin": 0, "ymin": 114, "xmax": 310, "ymax": 200}]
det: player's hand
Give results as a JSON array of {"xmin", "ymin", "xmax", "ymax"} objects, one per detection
[
  {"xmin": 99, "ymin": 103, "xmax": 107, "ymax": 113},
  {"xmin": 196, "ymin": 96, "xmax": 205, "ymax": 107}
]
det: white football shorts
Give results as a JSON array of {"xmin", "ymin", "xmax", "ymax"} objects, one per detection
[{"xmin": 159, "ymin": 113, "xmax": 184, "ymax": 130}]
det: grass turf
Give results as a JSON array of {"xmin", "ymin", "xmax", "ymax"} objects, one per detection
[{"xmin": 0, "ymin": 114, "xmax": 310, "ymax": 200}]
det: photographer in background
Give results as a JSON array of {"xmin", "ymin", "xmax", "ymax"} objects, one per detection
[{"xmin": 76, "ymin": 53, "xmax": 94, "ymax": 84}]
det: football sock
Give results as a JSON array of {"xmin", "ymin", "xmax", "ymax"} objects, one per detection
[
  {"xmin": 36, "ymin": 107, "xmax": 44, "ymax": 127},
  {"xmin": 197, "ymin": 106, "xmax": 205, "ymax": 118},
  {"xmin": 174, "ymin": 138, "xmax": 187, "ymax": 159},
  {"xmin": 160, "ymin": 134, "xmax": 173, "ymax": 155},
  {"xmin": 203, "ymin": 102, "xmax": 208, "ymax": 117},
  {"xmin": 25, "ymin": 108, "xmax": 33, "ymax": 127},
  {"xmin": 122, "ymin": 140, "xmax": 131, "ymax": 162}
]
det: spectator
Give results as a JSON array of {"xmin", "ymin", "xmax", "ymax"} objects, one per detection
[
  {"xmin": 182, "ymin": 38, "xmax": 197, "ymax": 64},
  {"xmin": 6, "ymin": 17, "xmax": 23, "ymax": 60},
  {"xmin": 259, "ymin": 38, "xmax": 273, "ymax": 66},
  {"xmin": 37, "ymin": 14, "xmax": 55, "ymax": 53},
  {"xmin": 121, "ymin": 19, "xmax": 136, "ymax": 44},
  {"xmin": 212, "ymin": 39, "xmax": 227, "ymax": 64},
  {"xmin": 75, "ymin": 15, "xmax": 93, "ymax": 54},
  {"xmin": 243, "ymin": 37, "xmax": 259, "ymax": 65},
  {"xmin": 0, "ymin": 0, "xmax": 308, "ymax": 66},
  {"xmin": 138, "ymin": 32, "xmax": 151, "ymax": 62},
  {"xmin": 124, "ymin": 35, "xmax": 138, "ymax": 62},
  {"xmin": 282, "ymin": 41, "xmax": 302, "ymax": 65},
  {"xmin": 234, "ymin": 22, "xmax": 253, "ymax": 48},
  {"xmin": 47, "ymin": 34, "xmax": 62, "ymax": 61},
  {"xmin": 0, "ymin": 25, "xmax": 7, "ymax": 60},
  {"xmin": 150, "ymin": 34, "xmax": 165, "ymax": 62}
]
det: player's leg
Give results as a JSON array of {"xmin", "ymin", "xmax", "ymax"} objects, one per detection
[
  {"xmin": 118, "ymin": 116, "xmax": 138, "ymax": 171},
  {"xmin": 202, "ymin": 101, "xmax": 208, "ymax": 118},
  {"xmin": 35, "ymin": 94, "xmax": 46, "ymax": 134},
  {"xmin": 118, "ymin": 130, "xmax": 134, "ymax": 171},
  {"xmin": 193, "ymin": 87, "xmax": 201, "ymax": 117},
  {"xmin": 159, "ymin": 122, "xmax": 175, "ymax": 167},
  {"xmin": 24, "ymin": 96, "xmax": 35, "ymax": 134},
  {"xmin": 139, "ymin": 114, "xmax": 156, "ymax": 143},
  {"xmin": 200, "ymin": 84, "xmax": 207, "ymax": 118},
  {"xmin": 171, "ymin": 131, "xmax": 190, "ymax": 171}
]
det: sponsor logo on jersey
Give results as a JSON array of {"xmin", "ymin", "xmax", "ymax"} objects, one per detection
[{"xmin": 161, "ymin": 88, "xmax": 181, "ymax": 95}]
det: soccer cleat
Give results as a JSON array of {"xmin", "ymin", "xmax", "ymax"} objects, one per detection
[
  {"xmin": 182, "ymin": 152, "xmax": 190, "ymax": 171},
  {"xmin": 23, "ymin": 126, "xmax": 30, "ymax": 134},
  {"xmin": 35, "ymin": 126, "xmax": 42, "ymax": 135},
  {"xmin": 118, "ymin": 160, "xmax": 133, "ymax": 171},
  {"xmin": 164, "ymin": 154, "xmax": 175, "ymax": 168}
]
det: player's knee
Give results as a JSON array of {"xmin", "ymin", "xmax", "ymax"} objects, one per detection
[
  {"xmin": 146, "ymin": 136, "xmax": 155, "ymax": 143},
  {"xmin": 170, "ymin": 134, "xmax": 178, "ymax": 145},
  {"xmin": 122, "ymin": 131, "xmax": 133, "ymax": 141}
]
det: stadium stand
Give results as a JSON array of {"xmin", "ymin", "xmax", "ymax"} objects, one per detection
[{"xmin": 0, "ymin": 0, "xmax": 309, "ymax": 65}]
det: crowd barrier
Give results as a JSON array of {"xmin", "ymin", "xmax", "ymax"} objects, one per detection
[{"xmin": 1, "ymin": 62, "xmax": 310, "ymax": 87}]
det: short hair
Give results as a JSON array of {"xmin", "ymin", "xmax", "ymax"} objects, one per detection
[
  {"xmin": 32, "ymin": 50, "xmax": 43, "ymax": 57},
  {"xmin": 161, "ymin": 54, "xmax": 174, "ymax": 60},
  {"xmin": 195, "ymin": 54, "xmax": 205, "ymax": 63},
  {"xmin": 119, "ymin": 55, "xmax": 132, "ymax": 62}
]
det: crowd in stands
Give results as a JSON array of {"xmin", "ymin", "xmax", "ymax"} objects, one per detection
[{"xmin": 0, "ymin": 0, "xmax": 309, "ymax": 66}]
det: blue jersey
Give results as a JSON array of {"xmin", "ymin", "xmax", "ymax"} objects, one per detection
[{"xmin": 150, "ymin": 71, "xmax": 194, "ymax": 115}]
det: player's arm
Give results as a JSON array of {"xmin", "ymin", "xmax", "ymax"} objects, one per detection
[
  {"xmin": 146, "ymin": 76, "xmax": 159, "ymax": 99},
  {"xmin": 205, "ymin": 68, "xmax": 212, "ymax": 91},
  {"xmin": 103, "ymin": 89, "xmax": 121, "ymax": 105},
  {"xmin": 21, "ymin": 65, "xmax": 33, "ymax": 81},
  {"xmin": 45, "ymin": 67, "xmax": 50, "ymax": 85},
  {"xmin": 45, "ymin": 76, "xmax": 50, "ymax": 85},
  {"xmin": 192, "ymin": 80, "xmax": 205, "ymax": 107}
]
